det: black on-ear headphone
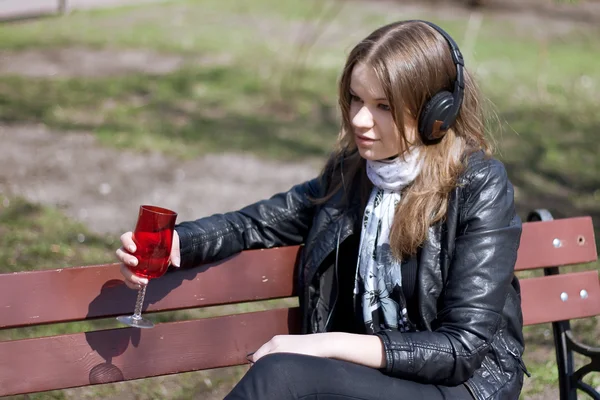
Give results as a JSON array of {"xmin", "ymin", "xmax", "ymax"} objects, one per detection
[{"xmin": 410, "ymin": 20, "xmax": 465, "ymax": 144}]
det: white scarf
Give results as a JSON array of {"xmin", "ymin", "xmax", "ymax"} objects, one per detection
[{"xmin": 354, "ymin": 148, "xmax": 423, "ymax": 333}]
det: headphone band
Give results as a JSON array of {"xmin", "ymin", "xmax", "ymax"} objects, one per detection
[{"xmin": 407, "ymin": 20, "xmax": 465, "ymax": 131}]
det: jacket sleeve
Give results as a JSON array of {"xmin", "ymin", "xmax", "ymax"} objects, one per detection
[
  {"xmin": 174, "ymin": 176, "xmax": 325, "ymax": 269},
  {"xmin": 375, "ymin": 159, "xmax": 522, "ymax": 385}
]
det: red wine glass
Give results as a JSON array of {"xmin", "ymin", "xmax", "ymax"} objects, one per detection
[{"xmin": 116, "ymin": 205, "xmax": 177, "ymax": 329}]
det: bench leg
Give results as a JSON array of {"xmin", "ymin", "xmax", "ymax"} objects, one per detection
[
  {"xmin": 527, "ymin": 209, "xmax": 600, "ymax": 400},
  {"xmin": 553, "ymin": 321, "xmax": 578, "ymax": 400},
  {"xmin": 566, "ymin": 330, "xmax": 600, "ymax": 400}
]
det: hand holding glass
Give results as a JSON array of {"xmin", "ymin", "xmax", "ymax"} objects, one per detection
[{"xmin": 117, "ymin": 205, "xmax": 177, "ymax": 329}]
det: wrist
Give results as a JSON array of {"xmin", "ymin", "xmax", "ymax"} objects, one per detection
[
  {"xmin": 320, "ymin": 332, "xmax": 386, "ymax": 368},
  {"xmin": 320, "ymin": 332, "xmax": 347, "ymax": 359}
]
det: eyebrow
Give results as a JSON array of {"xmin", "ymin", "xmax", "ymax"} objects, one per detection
[{"xmin": 349, "ymin": 87, "xmax": 388, "ymax": 102}]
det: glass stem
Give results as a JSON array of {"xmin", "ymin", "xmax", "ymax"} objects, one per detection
[{"xmin": 132, "ymin": 284, "xmax": 147, "ymax": 320}]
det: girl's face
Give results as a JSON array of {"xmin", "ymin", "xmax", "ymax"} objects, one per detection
[{"xmin": 349, "ymin": 63, "xmax": 417, "ymax": 160}]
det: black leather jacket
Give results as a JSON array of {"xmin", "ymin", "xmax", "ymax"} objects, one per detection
[{"xmin": 176, "ymin": 150, "xmax": 528, "ymax": 400}]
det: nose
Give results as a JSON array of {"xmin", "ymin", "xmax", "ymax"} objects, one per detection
[{"xmin": 351, "ymin": 105, "xmax": 374, "ymax": 130}]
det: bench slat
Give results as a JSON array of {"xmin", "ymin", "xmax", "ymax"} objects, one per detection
[
  {"xmin": 521, "ymin": 270, "xmax": 600, "ymax": 326},
  {"xmin": 1, "ymin": 217, "xmax": 597, "ymax": 329},
  {"xmin": 515, "ymin": 216, "xmax": 597, "ymax": 271},
  {"xmin": 0, "ymin": 246, "xmax": 300, "ymax": 329},
  {"xmin": 0, "ymin": 307, "xmax": 301, "ymax": 397}
]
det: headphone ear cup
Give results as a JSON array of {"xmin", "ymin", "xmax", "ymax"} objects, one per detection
[{"xmin": 418, "ymin": 91, "xmax": 454, "ymax": 143}]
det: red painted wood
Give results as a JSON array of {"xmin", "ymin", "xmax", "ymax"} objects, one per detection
[
  {"xmin": 0, "ymin": 246, "xmax": 301, "ymax": 329},
  {"xmin": 521, "ymin": 270, "xmax": 600, "ymax": 326},
  {"xmin": 0, "ymin": 308, "xmax": 301, "ymax": 396},
  {"xmin": 515, "ymin": 217, "xmax": 597, "ymax": 271},
  {"xmin": 2, "ymin": 217, "xmax": 598, "ymax": 330}
]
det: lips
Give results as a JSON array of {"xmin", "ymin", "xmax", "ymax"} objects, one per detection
[{"xmin": 355, "ymin": 134, "xmax": 377, "ymax": 146}]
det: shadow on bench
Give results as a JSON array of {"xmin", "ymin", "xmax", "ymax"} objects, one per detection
[{"xmin": 0, "ymin": 210, "xmax": 598, "ymax": 399}]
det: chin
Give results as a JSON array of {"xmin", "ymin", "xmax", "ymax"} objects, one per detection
[
  {"xmin": 357, "ymin": 148, "xmax": 375, "ymax": 160},
  {"xmin": 357, "ymin": 147, "xmax": 394, "ymax": 161}
]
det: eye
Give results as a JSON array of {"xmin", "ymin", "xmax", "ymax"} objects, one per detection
[
  {"xmin": 350, "ymin": 94, "xmax": 363, "ymax": 103},
  {"xmin": 378, "ymin": 103, "xmax": 391, "ymax": 111}
]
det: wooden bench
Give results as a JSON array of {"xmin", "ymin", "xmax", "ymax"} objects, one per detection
[{"xmin": 1, "ymin": 210, "xmax": 598, "ymax": 399}]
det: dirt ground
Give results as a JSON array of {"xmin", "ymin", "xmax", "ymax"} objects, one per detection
[
  {"xmin": 0, "ymin": 124, "xmax": 319, "ymax": 234},
  {"xmin": 0, "ymin": 0, "xmax": 598, "ymax": 236}
]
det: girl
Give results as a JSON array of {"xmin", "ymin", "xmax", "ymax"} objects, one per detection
[{"xmin": 117, "ymin": 20, "xmax": 527, "ymax": 400}]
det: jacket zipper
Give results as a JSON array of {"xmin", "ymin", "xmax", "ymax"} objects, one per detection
[{"xmin": 506, "ymin": 347, "xmax": 531, "ymax": 377}]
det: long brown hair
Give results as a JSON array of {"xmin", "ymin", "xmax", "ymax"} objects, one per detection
[{"xmin": 319, "ymin": 20, "xmax": 492, "ymax": 259}]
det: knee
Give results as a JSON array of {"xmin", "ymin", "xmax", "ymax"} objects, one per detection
[{"xmin": 227, "ymin": 353, "xmax": 303, "ymax": 400}]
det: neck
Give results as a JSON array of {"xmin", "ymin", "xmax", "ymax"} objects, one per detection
[{"xmin": 366, "ymin": 147, "xmax": 423, "ymax": 192}]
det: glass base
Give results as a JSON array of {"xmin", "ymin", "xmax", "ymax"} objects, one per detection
[{"xmin": 116, "ymin": 315, "xmax": 155, "ymax": 329}]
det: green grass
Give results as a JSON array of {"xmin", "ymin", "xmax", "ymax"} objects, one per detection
[
  {"xmin": 0, "ymin": 194, "xmax": 116, "ymax": 272},
  {"xmin": 0, "ymin": 0, "xmax": 599, "ymax": 398},
  {"xmin": 1, "ymin": 0, "xmax": 598, "ymax": 242},
  {"xmin": 1, "ymin": 0, "xmax": 599, "ymax": 164},
  {"xmin": 0, "ymin": 0, "xmax": 350, "ymax": 53},
  {"xmin": 0, "ymin": 0, "xmax": 599, "ymax": 198},
  {"xmin": 0, "ymin": 66, "xmax": 339, "ymax": 159}
]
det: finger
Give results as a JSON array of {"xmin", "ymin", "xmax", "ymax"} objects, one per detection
[
  {"xmin": 120, "ymin": 231, "xmax": 136, "ymax": 253},
  {"xmin": 119, "ymin": 263, "xmax": 148, "ymax": 287},
  {"xmin": 115, "ymin": 247, "xmax": 138, "ymax": 268},
  {"xmin": 170, "ymin": 230, "xmax": 181, "ymax": 268},
  {"xmin": 123, "ymin": 278, "xmax": 141, "ymax": 290},
  {"xmin": 251, "ymin": 342, "xmax": 271, "ymax": 363}
]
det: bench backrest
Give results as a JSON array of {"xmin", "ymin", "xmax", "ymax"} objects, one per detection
[
  {"xmin": 514, "ymin": 216, "xmax": 599, "ymax": 325},
  {"xmin": 0, "ymin": 217, "xmax": 598, "ymax": 396}
]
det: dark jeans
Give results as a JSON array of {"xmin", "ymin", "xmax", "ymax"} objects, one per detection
[{"xmin": 225, "ymin": 353, "xmax": 474, "ymax": 400}]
